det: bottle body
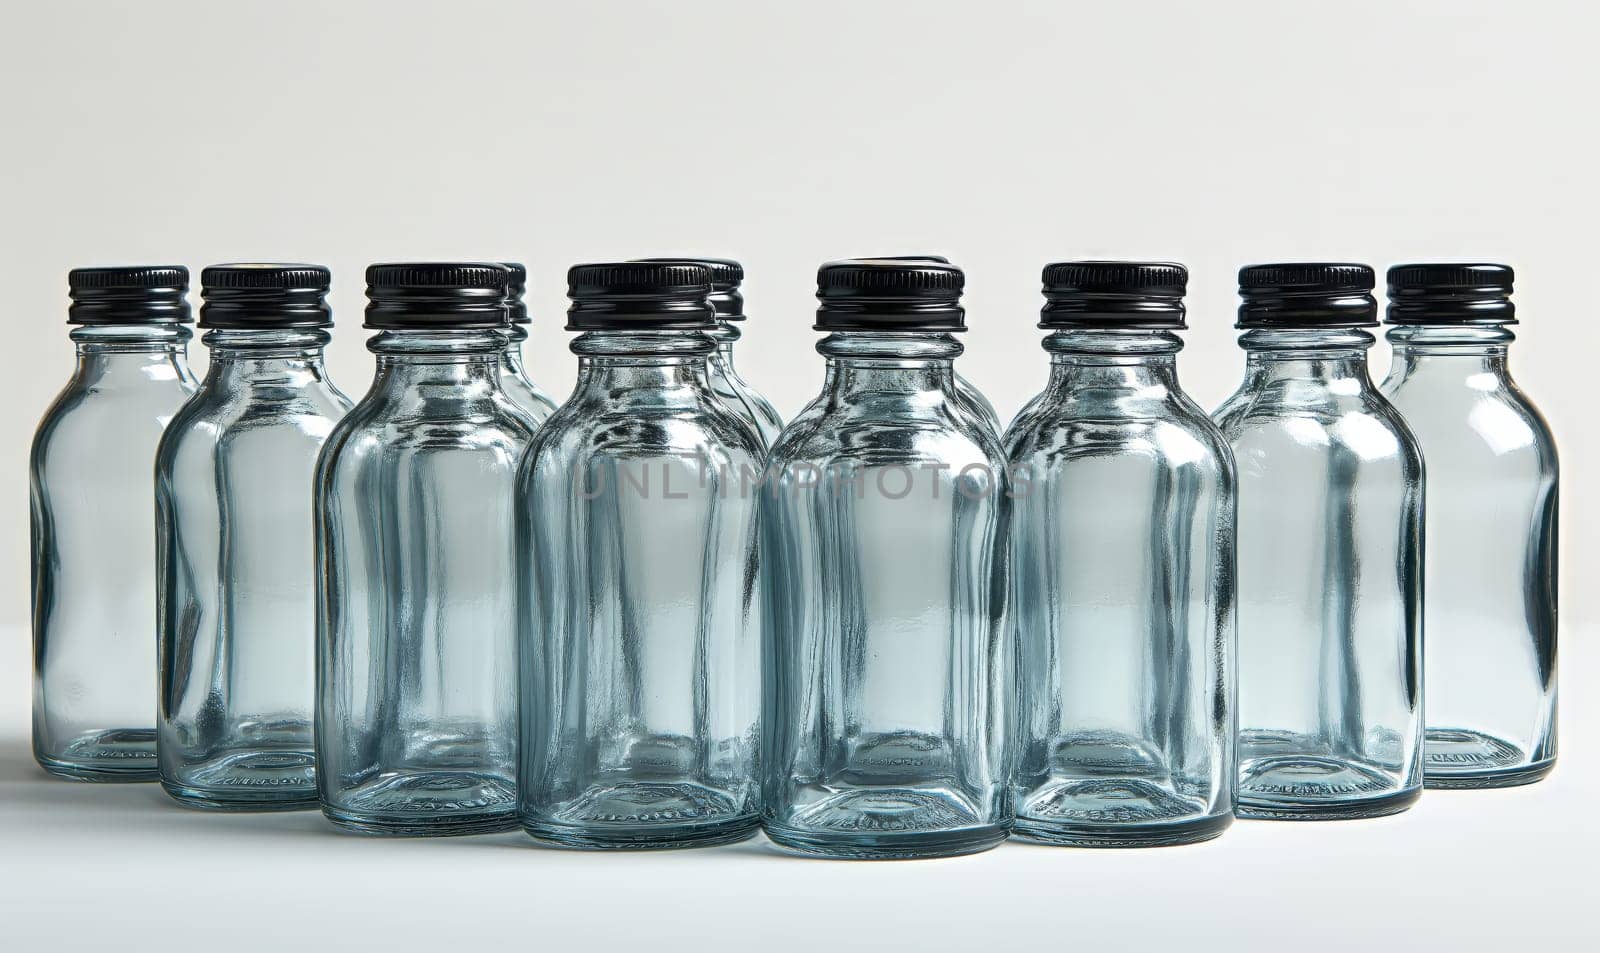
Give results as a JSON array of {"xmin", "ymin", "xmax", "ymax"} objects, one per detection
[
  {"xmin": 1007, "ymin": 330, "xmax": 1235, "ymax": 846},
  {"xmin": 707, "ymin": 322, "xmax": 783, "ymax": 449},
  {"xmin": 1382, "ymin": 325, "xmax": 1557, "ymax": 786},
  {"xmin": 1214, "ymin": 328, "xmax": 1424, "ymax": 819},
  {"xmin": 498, "ymin": 324, "xmax": 559, "ymax": 423},
  {"xmin": 32, "ymin": 325, "xmax": 197, "ymax": 781},
  {"xmin": 762, "ymin": 333, "xmax": 1011, "ymax": 858},
  {"xmin": 954, "ymin": 370, "xmax": 1002, "ymax": 435},
  {"xmin": 518, "ymin": 332, "xmax": 763, "ymax": 849},
  {"xmin": 315, "ymin": 330, "xmax": 534, "ymax": 834},
  {"xmin": 156, "ymin": 329, "xmax": 350, "ymax": 807}
]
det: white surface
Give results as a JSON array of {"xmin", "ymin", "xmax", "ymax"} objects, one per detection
[
  {"xmin": 1, "ymin": 619, "xmax": 1595, "ymax": 951},
  {"xmin": 2, "ymin": 2, "xmax": 1597, "ymax": 949}
]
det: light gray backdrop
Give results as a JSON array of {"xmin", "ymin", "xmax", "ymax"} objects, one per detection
[{"xmin": 0, "ymin": 2, "xmax": 1594, "ymax": 950}]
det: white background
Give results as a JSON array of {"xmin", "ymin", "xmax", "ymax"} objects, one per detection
[{"xmin": 1, "ymin": 1, "xmax": 1596, "ymax": 949}]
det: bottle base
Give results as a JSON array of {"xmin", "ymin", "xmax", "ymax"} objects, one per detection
[
  {"xmin": 35, "ymin": 728, "xmax": 157, "ymax": 782},
  {"xmin": 321, "ymin": 769, "xmax": 517, "ymax": 836},
  {"xmin": 1423, "ymin": 728, "xmax": 1552, "ymax": 788},
  {"xmin": 1425, "ymin": 759, "xmax": 1555, "ymax": 789},
  {"xmin": 763, "ymin": 822, "xmax": 1011, "ymax": 860},
  {"xmin": 1238, "ymin": 787, "xmax": 1420, "ymax": 821},
  {"xmin": 322, "ymin": 806, "xmax": 518, "ymax": 837},
  {"xmin": 162, "ymin": 782, "xmax": 318, "ymax": 812},
  {"xmin": 161, "ymin": 747, "xmax": 317, "ymax": 810},
  {"xmin": 1013, "ymin": 813, "xmax": 1231, "ymax": 848},
  {"xmin": 36, "ymin": 755, "xmax": 157, "ymax": 783},
  {"xmin": 522, "ymin": 815, "xmax": 760, "ymax": 850}
]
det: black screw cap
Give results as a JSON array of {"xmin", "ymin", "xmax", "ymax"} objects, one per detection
[
  {"xmin": 200, "ymin": 264, "xmax": 332, "ymax": 329},
  {"xmin": 1041, "ymin": 261, "xmax": 1187, "ymax": 329},
  {"xmin": 1386, "ymin": 263, "xmax": 1515, "ymax": 325},
  {"xmin": 815, "ymin": 258, "xmax": 965, "ymax": 332},
  {"xmin": 1237, "ymin": 263, "xmax": 1377, "ymax": 328},
  {"xmin": 566, "ymin": 261, "xmax": 716, "ymax": 331},
  {"xmin": 364, "ymin": 262, "xmax": 512, "ymax": 330},
  {"xmin": 68, "ymin": 266, "xmax": 192, "ymax": 325}
]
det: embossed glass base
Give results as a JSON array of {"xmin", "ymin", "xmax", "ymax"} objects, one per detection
[
  {"xmin": 1014, "ymin": 812, "xmax": 1231, "ymax": 848},
  {"xmin": 322, "ymin": 770, "xmax": 517, "ymax": 836},
  {"xmin": 765, "ymin": 787, "xmax": 1009, "ymax": 859},
  {"xmin": 524, "ymin": 780, "xmax": 757, "ymax": 849},
  {"xmin": 1423, "ymin": 728, "xmax": 1553, "ymax": 788},
  {"xmin": 162, "ymin": 748, "xmax": 317, "ymax": 810},
  {"xmin": 1239, "ymin": 755, "xmax": 1419, "ymax": 820},
  {"xmin": 36, "ymin": 729, "xmax": 157, "ymax": 782},
  {"xmin": 764, "ymin": 821, "xmax": 1010, "ymax": 860}
]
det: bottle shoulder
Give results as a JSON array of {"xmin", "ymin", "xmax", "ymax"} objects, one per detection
[
  {"xmin": 32, "ymin": 375, "xmax": 193, "ymax": 467},
  {"xmin": 528, "ymin": 390, "xmax": 765, "ymax": 471},
  {"xmin": 768, "ymin": 397, "xmax": 1005, "ymax": 472},
  {"xmin": 1004, "ymin": 397, "xmax": 1234, "ymax": 477}
]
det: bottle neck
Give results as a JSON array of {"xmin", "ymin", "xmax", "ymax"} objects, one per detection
[
  {"xmin": 1385, "ymin": 324, "xmax": 1514, "ymax": 388},
  {"xmin": 70, "ymin": 323, "xmax": 193, "ymax": 388},
  {"xmin": 707, "ymin": 320, "xmax": 741, "ymax": 369},
  {"xmin": 569, "ymin": 330, "xmax": 716, "ymax": 396},
  {"xmin": 367, "ymin": 328, "xmax": 506, "ymax": 394},
  {"xmin": 1236, "ymin": 327, "xmax": 1376, "ymax": 394},
  {"xmin": 817, "ymin": 331, "xmax": 962, "ymax": 399},
  {"xmin": 1041, "ymin": 328, "xmax": 1183, "ymax": 394},
  {"xmin": 200, "ymin": 327, "xmax": 331, "ymax": 392},
  {"xmin": 500, "ymin": 324, "xmax": 529, "ymax": 377}
]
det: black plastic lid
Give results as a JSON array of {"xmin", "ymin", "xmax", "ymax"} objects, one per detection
[
  {"xmin": 68, "ymin": 266, "xmax": 192, "ymax": 325},
  {"xmin": 634, "ymin": 258, "xmax": 744, "ymax": 319},
  {"xmin": 566, "ymin": 261, "xmax": 716, "ymax": 330},
  {"xmin": 502, "ymin": 262, "xmax": 530, "ymax": 324},
  {"xmin": 1041, "ymin": 261, "xmax": 1187, "ymax": 329},
  {"xmin": 815, "ymin": 259, "xmax": 965, "ymax": 332},
  {"xmin": 854, "ymin": 255, "xmax": 951, "ymax": 263},
  {"xmin": 1237, "ymin": 263, "xmax": 1377, "ymax": 328},
  {"xmin": 364, "ymin": 262, "xmax": 511, "ymax": 329},
  {"xmin": 199, "ymin": 263, "xmax": 332, "ymax": 329},
  {"xmin": 1386, "ymin": 263, "xmax": 1515, "ymax": 325}
]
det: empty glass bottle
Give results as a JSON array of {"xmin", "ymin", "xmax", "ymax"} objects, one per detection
[
  {"xmin": 496, "ymin": 261, "xmax": 558, "ymax": 423},
  {"xmin": 1008, "ymin": 262, "xmax": 1235, "ymax": 847},
  {"xmin": 32, "ymin": 266, "xmax": 198, "ymax": 781},
  {"xmin": 638, "ymin": 258, "xmax": 783, "ymax": 449},
  {"xmin": 518, "ymin": 261, "xmax": 764, "ymax": 849},
  {"xmin": 1381, "ymin": 264, "xmax": 1557, "ymax": 788},
  {"xmin": 315, "ymin": 262, "xmax": 535, "ymax": 835},
  {"xmin": 1214, "ymin": 263, "xmax": 1424, "ymax": 820},
  {"xmin": 155, "ymin": 264, "xmax": 351, "ymax": 809},
  {"xmin": 762, "ymin": 259, "xmax": 1010, "ymax": 859}
]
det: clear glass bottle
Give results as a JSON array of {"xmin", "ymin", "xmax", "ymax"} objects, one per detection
[
  {"xmin": 1007, "ymin": 262, "xmax": 1235, "ymax": 847},
  {"xmin": 155, "ymin": 264, "xmax": 351, "ymax": 809},
  {"xmin": 496, "ymin": 261, "xmax": 558, "ymax": 423},
  {"xmin": 32, "ymin": 266, "xmax": 198, "ymax": 781},
  {"xmin": 1214, "ymin": 263, "xmax": 1424, "ymax": 820},
  {"xmin": 1380, "ymin": 264, "xmax": 1557, "ymax": 787},
  {"xmin": 762, "ymin": 259, "xmax": 1010, "ymax": 859},
  {"xmin": 315, "ymin": 262, "xmax": 535, "ymax": 835},
  {"xmin": 638, "ymin": 258, "xmax": 783, "ymax": 450},
  {"xmin": 518, "ymin": 261, "xmax": 764, "ymax": 849}
]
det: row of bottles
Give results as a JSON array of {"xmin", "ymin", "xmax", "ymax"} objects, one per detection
[{"xmin": 30, "ymin": 257, "xmax": 1556, "ymax": 858}]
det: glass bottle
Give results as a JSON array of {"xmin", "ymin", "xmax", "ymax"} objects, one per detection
[
  {"xmin": 315, "ymin": 262, "xmax": 535, "ymax": 835},
  {"xmin": 32, "ymin": 266, "xmax": 198, "ymax": 781},
  {"xmin": 762, "ymin": 259, "xmax": 1010, "ymax": 859},
  {"xmin": 496, "ymin": 261, "xmax": 558, "ymax": 423},
  {"xmin": 1214, "ymin": 263, "xmax": 1424, "ymax": 820},
  {"xmin": 1008, "ymin": 262, "xmax": 1235, "ymax": 847},
  {"xmin": 638, "ymin": 258, "xmax": 783, "ymax": 450},
  {"xmin": 155, "ymin": 264, "xmax": 351, "ymax": 809},
  {"xmin": 1380, "ymin": 264, "xmax": 1557, "ymax": 787},
  {"xmin": 518, "ymin": 261, "xmax": 764, "ymax": 849}
]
